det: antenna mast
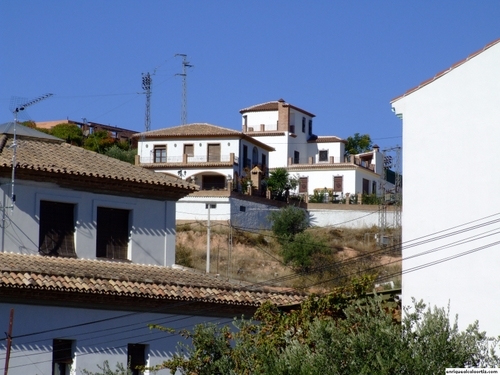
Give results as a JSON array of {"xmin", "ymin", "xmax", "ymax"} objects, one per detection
[
  {"xmin": 9, "ymin": 93, "xmax": 53, "ymax": 211},
  {"xmin": 175, "ymin": 54, "xmax": 193, "ymax": 125},
  {"xmin": 142, "ymin": 72, "xmax": 152, "ymax": 133}
]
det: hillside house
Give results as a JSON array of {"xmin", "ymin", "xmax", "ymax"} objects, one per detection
[
  {"xmin": 240, "ymin": 99, "xmax": 386, "ymax": 199},
  {"xmin": 391, "ymin": 38, "xmax": 500, "ymax": 334}
]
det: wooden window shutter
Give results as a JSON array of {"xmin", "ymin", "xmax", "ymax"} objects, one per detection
[
  {"xmin": 39, "ymin": 201, "xmax": 76, "ymax": 257},
  {"xmin": 96, "ymin": 207, "xmax": 130, "ymax": 260},
  {"xmin": 184, "ymin": 144, "xmax": 194, "ymax": 157},
  {"xmin": 208, "ymin": 144, "xmax": 221, "ymax": 162},
  {"xmin": 333, "ymin": 176, "xmax": 343, "ymax": 192},
  {"xmin": 299, "ymin": 177, "xmax": 308, "ymax": 193}
]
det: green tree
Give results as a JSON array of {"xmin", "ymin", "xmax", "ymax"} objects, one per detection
[
  {"xmin": 82, "ymin": 361, "xmax": 132, "ymax": 375},
  {"xmin": 151, "ymin": 276, "xmax": 500, "ymax": 374},
  {"xmin": 105, "ymin": 145, "xmax": 137, "ymax": 164},
  {"xmin": 268, "ymin": 206, "xmax": 308, "ymax": 245},
  {"xmin": 84, "ymin": 130, "xmax": 115, "ymax": 153},
  {"xmin": 50, "ymin": 123, "xmax": 84, "ymax": 146},
  {"xmin": 266, "ymin": 167, "xmax": 298, "ymax": 201},
  {"xmin": 345, "ymin": 133, "xmax": 373, "ymax": 158}
]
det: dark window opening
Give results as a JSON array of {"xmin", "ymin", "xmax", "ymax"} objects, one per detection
[
  {"xmin": 202, "ymin": 175, "xmax": 226, "ymax": 190},
  {"xmin": 205, "ymin": 203, "xmax": 217, "ymax": 209},
  {"xmin": 302, "ymin": 117, "xmax": 306, "ymax": 133},
  {"xmin": 319, "ymin": 150, "xmax": 328, "ymax": 162},
  {"xmin": 128, "ymin": 344, "xmax": 146, "ymax": 375},
  {"xmin": 308, "ymin": 119, "xmax": 312, "ymax": 135},
  {"xmin": 243, "ymin": 145, "xmax": 249, "ymax": 168},
  {"xmin": 362, "ymin": 178, "xmax": 370, "ymax": 195},
  {"xmin": 154, "ymin": 145, "xmax": 166, "ymax": 163},
  {"xmin": 294, "ymin": 151, "xmax": 300, "ymax": 164},
  {"xmin": 53, "ymin": 339, "xmax": 73, "ymax": 375},
  {"xmin": 39, "ymin": 201, "xmax": 76, "ymax": 257},
  {"xmin": 96, "ymin": 207, "xmax": 130, "ymax": 260},
  {"xmin": 252, "ymin": 146, "xmax": 258, "ymax": 168},
  {"xmin": 239, "ymin": 206, "xmax": 246, "ymax": 212},
  {"xmin": 261, "ymin": 154, "xmax": 267, "ymax": 172}
]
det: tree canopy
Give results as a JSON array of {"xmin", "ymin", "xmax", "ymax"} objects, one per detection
[
  {"xmin": 147, "ymin": 277, "xmax": 500, "ymax": 374},
  {"xmin": 266, "ymin": 168, "xmax": 298, "ymax": 201},
  {"xmin": 344, "ymin": 133, "xmax": 373, "ymax": 157}
]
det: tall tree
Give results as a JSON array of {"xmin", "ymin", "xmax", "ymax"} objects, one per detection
[
  {"xmin": 266, "ymin": 167, "xmax": 298, "ymax": 201},
  {"xmin": 344, "ymin": 133, "xmax": 373, "ymax": 157}
]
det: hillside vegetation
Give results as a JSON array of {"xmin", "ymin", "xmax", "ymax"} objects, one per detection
[{"xmin": 175, "ymin": 222, "xmax": 401, "ymax": 293}]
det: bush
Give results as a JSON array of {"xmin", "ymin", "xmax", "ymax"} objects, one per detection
[
  {"xmin": 50, "ymin": 123, "xmax": 83, "ymax": 146},
  {"xmin": 268, "ymin": 206, "xmax": 308, "ymax": 244},
  {"xmin": 281, "ymin": 231, "xmax": 328, "ymax": 271}
]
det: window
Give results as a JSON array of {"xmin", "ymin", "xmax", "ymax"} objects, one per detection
[
  {"xmin": 153, "ymin": 145, "xmax": 166, "ymax": 163},
  {"xmin": 261, "ymin": 154, "xmax": 267, "ymax": 171},
  {"xmin": 308, "ymin": 119, "xmax": 312, "ymax": 135},
  {"xmin": 207, "ymin": 143, "xmax": 221, "ymax": 162},
  {"xmin": 362, "ymin": 178, "xmax": 370, "ymax": 194},
  {"xmin": 96, "ymin": 207, "xmax": 130, "ymax": 260},
  {"xmin": 184, "ymin": 144, "xmax": 194, "ymax": 157},
  {"xmin": 239, "ymin": 206, "xmax": 246, "ymax": 212},
  {"xmin": 372, "ymin": 181, "xmax": 377, "ymax": 195},
  {"xmin": 319, "ymin": 150, "xmax": 328, "ymax": 162},
  {"xmin": 294, "ymin": 151, "xmax": 300, "ymax": 164},
  {"xmin": 302, "ymin": 117, "xmax": 306, "ymax": 133},
  {"xmin": 299, "ymin": 177, "xmax": 308, "ymax": 193},
  {"xmin": 252, "ymin": 146, "xmax": 258, "ymax": 167},
  {"xmin": 53, "ymin": 339, "xmax": 74, "ymax": 375},
  {"xmin": 205, "ymin": 203, "xmax": 217, "ymax": 209},
  {"xmin": 202, "ymin": 175, "xmax": 226, "ymax": 190},
  {"xmin": 333, "ymin": 176, "xmax": 343, "ymax": 192},
  {"xmin": 128, "ymin": 344, "xmax": 146, "ymax": 375},
  {"xmin": 289, "ymin": 125, "xmax": 295, "ymax": 134},
  {"xmin": 39, "ymin": 201, "xmax": 76, "ymax": 257},
  {"xmin": 243, "ymin": 145, "xmax": 249, "ymax": 168}
]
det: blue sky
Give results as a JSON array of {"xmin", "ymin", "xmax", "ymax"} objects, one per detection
[{"xmin": 1, "ymin": 1, "xmax": 499, "ymax": 150}]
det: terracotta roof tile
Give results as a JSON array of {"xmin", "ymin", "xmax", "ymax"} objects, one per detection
[
  {"xmin": 0, "ymin": 252, "xmax": 305, "ymax": 307},
  {"xmin": 240, "ymin": 99, "xmax": 316, "ymax": 117},
  {"xmin": 391, "ymin": 38, "xmax": 500, "ymax": 103},
  {"xmin": 0, "ymin": 125, "xmax": 198, "ymax": 200}
]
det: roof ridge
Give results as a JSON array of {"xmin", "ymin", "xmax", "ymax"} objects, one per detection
[{"xmin": 391, "ymin": 37, "xmax": 500, "ymax": 103}]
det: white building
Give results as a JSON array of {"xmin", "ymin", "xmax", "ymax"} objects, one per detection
[
  {"xmin": 240, "ymin": 99, "xmax": 386, "ymax": 199},
  {"xmin": 135, "ymin": 123, "xmax": 274, "ymax": 192},
  {"xmin": 391, "ymin": 38, "xmax": 500, "ymax": 334},
  {"xmin": 0, "ymin": 122, "xmax": 304, "ymax": 374}
]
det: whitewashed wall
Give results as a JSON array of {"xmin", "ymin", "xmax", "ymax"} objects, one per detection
[
  {"xmin": 0, "ymin": 179, "xmax": 176, "ymax": 266},
  {"xmin": 309, "ymin": 206, "xmax": 394, "ymax": 228},
  {"xmin": 0, "ymin": 303, "xmax": 232, "ymax": 375},
  {"xmin": 243, "ymin": 110, "xmax": 279, "ymax": 130},
  {"xmin": 392, "ymin": 42, "xmax": 500, "ymax": 334}
]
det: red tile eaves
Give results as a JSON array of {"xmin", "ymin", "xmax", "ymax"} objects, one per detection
[{"xmin": 390, "ymin": 38, "xmax": 500, "ymax": 103}]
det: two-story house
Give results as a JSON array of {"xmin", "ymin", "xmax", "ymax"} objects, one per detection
[{"xmin": 240, "ymin": 99, "xmax": 386, "ymax": 199}]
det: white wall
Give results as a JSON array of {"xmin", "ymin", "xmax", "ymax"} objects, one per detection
[
  {"xmin": 309, "ymin": 207, "xmax": 394, "ymax": 228},
  {"xmin": 243, "ymin": 110, "xmax": 279, "ymax": 130},
  {"xmin": 0, "ymin": 179, "xmax": 176, "ymax": 266},
  {"xmin": 0, "ymin": 303, "xmax": 232, "ymax": 375},
  {"xmin": 392, "ymin": 42, "xmax": 500, "ymax": 334}
]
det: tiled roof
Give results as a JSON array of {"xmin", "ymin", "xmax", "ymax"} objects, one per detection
[
  {"xmin": 134, "ymin": 123, "xmax": 241, "ymax": 138},
  {"xmin": 391, "ymin": 38, "xmax": 500, "ymax": 103},
  {"xmin": 0, "ymin": 252, "xmax": 305, "ymax": 308},
  {"xmin": 134, "ymin": 123, "xmax": 275, "ymax": 152},
  {"xmin": 0, "ymin": 125, "xmax": 198, "ymax": 200},
  {"xmin": 240, "ymin": 99, "xmax": 316, "ymax": 117},
  {"xmin": 308, "ymin": 135, "xmax": 346, "ymax": 144},
  {"xmin": 0, "ymin": 122, "xmax": 62, "ymax": 141}
]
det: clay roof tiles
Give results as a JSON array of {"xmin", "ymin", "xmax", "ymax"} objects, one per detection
[
  {"xmin": 0, "ymin": 124, "xmax": 198, "ymax": 200},
  {"xmin": 239, "ymin": 99, "xmax": 316, "ymax": 117},
  {"xmin": 0, "ymin": 252, "xmax": 305, "ymax": 307}
]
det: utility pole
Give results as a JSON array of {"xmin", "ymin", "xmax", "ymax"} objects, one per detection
[
  {"xmin": 206, "ymin": 203, "xmax": 211, "ymax": 273},
  {"xmin": 175, "ymin": 54, "xmax": 193, "ymax": 125},
  {"xmin": 4, "ymin": 308, "xmax": 14, "ymax": 375}
]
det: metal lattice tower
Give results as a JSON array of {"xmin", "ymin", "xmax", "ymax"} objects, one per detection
[
  {"xmin": 142, "ymin": 72, "xmax": 152, "ymax": 134},
  {"xmin": 175, "ymin": 54, "xmax": 193, "ymax": 125},
  {"xmin": 378, "ymin": 146, "xmax": 402, "ymax": 247}
]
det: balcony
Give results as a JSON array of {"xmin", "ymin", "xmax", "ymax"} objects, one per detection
[{"xmin": 138, "ymin": 153, "xmax": 238, "ymax": 165}]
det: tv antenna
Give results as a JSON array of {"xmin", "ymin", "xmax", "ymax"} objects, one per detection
[
  {"xmin": 175, "ymin": 54, "xmax": 193, "ymax": 125},
  {"xmin": 7, "ymin": 93, "xmax": 53, "ymax": 211},
  {"xmin": 141, "ymin": 72, "xmax": 152, "ymax": 134}
]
